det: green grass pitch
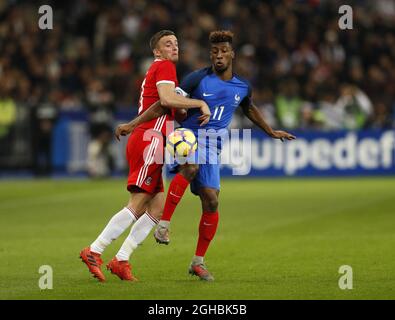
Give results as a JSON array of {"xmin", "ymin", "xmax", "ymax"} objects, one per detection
[{"xmin": 1, "ymin": 177, "xmax": 394, "ymax": 300}]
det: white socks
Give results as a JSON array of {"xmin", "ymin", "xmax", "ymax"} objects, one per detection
[
  {"xmin": 90, "ymin": 207, "xmax": 138, "ymax": 254},
  {"xmin": 90, "ymin": 208, "xmax": 159, "ymax": 261},
  {"xmin": 116, "ymin": 212, "xmax": 158, "ymax": 261}
]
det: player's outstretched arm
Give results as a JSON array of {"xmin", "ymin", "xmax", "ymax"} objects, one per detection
[
  {"xmin": 241, "ymin": 102, "xmax": 296, "ymax": 141},
  {"xmin": 115, "ymin": 101, "xmax": 167, "ymax": 141}
]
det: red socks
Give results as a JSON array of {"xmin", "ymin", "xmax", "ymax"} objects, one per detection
[
  {"xmin": 195, "ymin": 211, "xmax": 219, "ymax": 257},
  {"xmin": 161, "ymin": 173, "xmax": 190, "ymax": 221},
  {"xmin": 162, "ymin": 173, "xmax": 219, "ymax": 259}
]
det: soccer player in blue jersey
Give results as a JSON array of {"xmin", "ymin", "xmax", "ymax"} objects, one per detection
[{"xmin": 116, "ymin": 30, "xmax": 295, "ymax": 281}]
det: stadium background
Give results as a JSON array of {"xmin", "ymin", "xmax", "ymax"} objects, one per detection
[{"xmin": 1, "ymin": 0, "xmax": 395, "ymax": 300}]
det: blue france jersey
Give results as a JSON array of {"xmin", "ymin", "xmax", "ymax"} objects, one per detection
[
  {"xmin": 169, "ymin": 67, "xmax": 252, "ymax": 194},
  {"xmin": 179, "ymin": 67, "xmax": 252, "ymax": 135}
]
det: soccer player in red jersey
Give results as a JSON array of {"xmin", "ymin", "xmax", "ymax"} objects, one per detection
[{"xmin": 80, "ymin": 30, "xmax": 210, "ymax": 282}]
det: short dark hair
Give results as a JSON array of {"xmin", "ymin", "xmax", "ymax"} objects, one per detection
[
  {"xmin": 209, "ymin": 30, "xmax": 234, "ymax": 44},
  {"xmin": 149, "ymin": 30, "xmax": 175, "ymax": 50}
]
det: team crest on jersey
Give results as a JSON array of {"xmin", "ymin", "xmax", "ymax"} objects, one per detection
[
  {"xmin": 145, "ymin": 177, "xmax": 152, "ymax": 185},
  {"xmin": 234, "ymin": 94, "xmax": 241, "ymax": 103}
]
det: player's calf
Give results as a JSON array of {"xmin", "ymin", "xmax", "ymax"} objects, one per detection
[{"xmin": 156, "ymin": 167, "xmax": 198, "ymax": 243}]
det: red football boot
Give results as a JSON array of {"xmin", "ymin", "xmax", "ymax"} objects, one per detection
[
  {"xmin": 188, "ymin": 263, "xmax": 214, "ymax": 281},
  {"xmin": 106, "ymin": 257, "xmax": 138, "ymax": 281},
  {"xmin": 79, "ymin": 247, "xmax": 105, "ymax": 282}
]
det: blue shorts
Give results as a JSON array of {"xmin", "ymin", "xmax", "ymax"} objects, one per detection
[{"xmin": 168, "ymin": 142, "xmax": 221, "ymax": 195}]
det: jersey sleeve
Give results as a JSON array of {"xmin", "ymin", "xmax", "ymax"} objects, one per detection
[
  {"xmin": 155, "ymin": 60, "xmax": 178, "ymax": 86},
  {"xmin": 240, "ymin": 80, "xmax": 253, "ymax": 108},
  {"xmin": 175, "ymin": 86, "xmax": 189, "ymax": 97},
  {"xmin": 180, "ymin": 67, "xmax": 210, "ymax": 96}
]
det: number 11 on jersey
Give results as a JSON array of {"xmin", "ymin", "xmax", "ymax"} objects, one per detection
[{"xmin": 212, "ymin": 105, "xmax": 224, "ymax": 120}]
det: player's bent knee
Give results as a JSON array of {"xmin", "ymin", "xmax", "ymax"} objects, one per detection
[
  {"xmin": 203, "ymin": 198, "xmax": 219, "ymax": 212},
  {"xmin": 200, "ymin": 189, "xmax": 219, "ymax": 212}
]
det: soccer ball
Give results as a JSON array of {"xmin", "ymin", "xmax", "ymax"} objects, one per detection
[{"xmin": 166, "ymin": 128, "xmax": 197, "ymax": 157}]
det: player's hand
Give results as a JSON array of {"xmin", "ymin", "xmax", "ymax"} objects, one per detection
[
  {"xmin": 198, "ymin": 101, "xmax": 211, "ymax": 126},
  {"xmin": 115, "ymin": 122, "xmax": 136, "ymax": 141},
  {"xmin": 271, "ymin": 130, "xmax": 296, "ymax": 142}
]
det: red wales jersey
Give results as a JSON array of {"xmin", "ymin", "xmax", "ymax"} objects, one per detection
[{"xmin": 136, "ymin": 59, "xmax": 178, "ymax": 135}]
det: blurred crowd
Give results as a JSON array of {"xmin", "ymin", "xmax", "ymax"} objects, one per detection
[{"xmin": 1, "ymin": 0, "xmax": 395, "ymax": 136}]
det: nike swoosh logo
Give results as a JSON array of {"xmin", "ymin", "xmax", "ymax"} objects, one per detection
[
  {"xmin": 203, "ymin": 93, "xmax": 214, "ymax": 97},
  {"xmin": 203, "ymin": 222, "xmax": 213, "ymax": 226}
]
